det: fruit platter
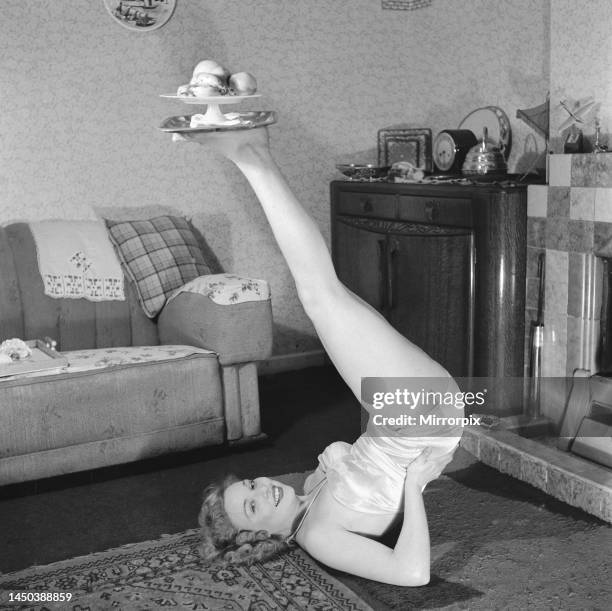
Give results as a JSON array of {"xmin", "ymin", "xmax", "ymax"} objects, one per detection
[{"xmin": 160, "ymin": 59, "xmax": 276, "ymax": 132}]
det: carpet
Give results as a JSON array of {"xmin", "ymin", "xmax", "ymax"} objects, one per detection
[
  {"xmin": 1, "ymin": 467, "xmax": 610, "ymax": 611},
  {"xmin": 333, "ymin": 462, "xmax": 612, "ymax": 610},
  {"xmin": 0, "ymin": 529, "xmax": 372, "ymax": 610}
]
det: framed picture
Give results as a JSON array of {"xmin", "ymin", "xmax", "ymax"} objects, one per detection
[
  {"xmin": 378, "ymin": 127, "xmax": 432, "ymax": 171},
  {"xmin": 103, "ymin": 0, "xmax": 177, "ymax": 32}
]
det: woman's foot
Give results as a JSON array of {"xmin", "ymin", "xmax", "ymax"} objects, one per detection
[{"xmin": 173, "ymin": 125, "xmax": 272, "ymax": 167}]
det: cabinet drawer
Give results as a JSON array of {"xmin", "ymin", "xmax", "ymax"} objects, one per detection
[
  {"xmin": 336, "ymin": 191, "xmax": 396, "ymax": 219},
  {"xmin": 398, "ymin": 195, "xmax": 472, "ymax": 226}
]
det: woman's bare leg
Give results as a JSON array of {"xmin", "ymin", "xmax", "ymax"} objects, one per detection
[
  {"xmin": 179, "ymin": 128, "xmax": 453, "ymax": 403},
  {"xmin": 231, "ymin": 135, "xmax": 452, "ymax": 403}
]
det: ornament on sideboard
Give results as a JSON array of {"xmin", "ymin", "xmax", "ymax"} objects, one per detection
[
  {"xmin": 516, "ymin": 98, "xmax": 549, "ymax": 140},
  {"xmin": 564, "ymin": 124, "xmax": 584, "ymax": 154},
  {"xmin": 558, "ymin": 97, "xmax": 600, "ymax": 154},
  {"xmin": 594, "ymin": 118, "xmax": 609, "ymax": 154}
]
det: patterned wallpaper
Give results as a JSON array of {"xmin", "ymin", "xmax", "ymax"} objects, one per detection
[
  {"xmin": 0, "ymin": 0, "xmax": 549, "ymax": 354},
  {"xmin": 550, "ymin": 0, "xmax": 612, "ymax": 152}
]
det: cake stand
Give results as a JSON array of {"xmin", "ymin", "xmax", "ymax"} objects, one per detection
[{"xmin": 160, "ymin": 93, "xmax": 274, "ymax": 131}]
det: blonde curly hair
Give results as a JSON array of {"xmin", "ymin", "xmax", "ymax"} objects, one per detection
[{"xmin": 198, "ymin": 475, "xmax": 292, "ymax": 566}]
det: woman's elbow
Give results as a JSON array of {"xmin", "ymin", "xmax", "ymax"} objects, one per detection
[
  {"xmin": 412, "ymin": 569, "xmax": 430, "ymax": 586},
  {"xmin": 396, "ymin": 568, "xmax": 430, "ymax": 587}
]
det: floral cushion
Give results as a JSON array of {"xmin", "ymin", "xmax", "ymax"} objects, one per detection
[
  {"xmin": 105, "ymin": 216, "xmax": 212, "ymax": 318},
  {"xmin": 167, "ymin": 273, "xmax": 271, "ymax": 306}
]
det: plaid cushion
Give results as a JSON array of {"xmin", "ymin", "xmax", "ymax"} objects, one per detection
[{"xmin": 105, "ymin": 216, "xmax": 212, "ymax": 318}]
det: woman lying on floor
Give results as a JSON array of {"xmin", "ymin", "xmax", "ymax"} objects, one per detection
[{"xmin": 175, "ymin": 127, "xmax": 463, "ymax": 586}]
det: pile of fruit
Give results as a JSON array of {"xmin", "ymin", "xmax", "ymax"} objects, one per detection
[{"xmin": 177, "ymin": 60, "xmax": 257, "ymax": 98}]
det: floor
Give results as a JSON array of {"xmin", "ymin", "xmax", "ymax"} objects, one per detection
[
  {"xmin": 0, "ymin": 366, "xmax": 361, "ymax": 573},
  {"xmin": 1, "ymin": 366, "xmax": 611, "ymax": 610},
  {"xmin": 461, "ymin": 416, "xmax": 612, "ymax": 522}
]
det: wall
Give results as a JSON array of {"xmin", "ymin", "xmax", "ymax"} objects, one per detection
[
  {"xmin": 0, "ymin": 0, "xmax": 548, "ymax": 355},
  {"xmin": 549, "ymin": 0, "xmax": 612, "ymax": 152}
]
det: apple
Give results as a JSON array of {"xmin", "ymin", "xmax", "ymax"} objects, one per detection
[
  {"xmin": 191, "ymin": 59, "xmax": 230, "ymax": 82},
  {"xmin": 189, "ymin": 73, "xmax": 229, "ymax": 96},
  {"xmin": 229, "ymin": 72, "xmax": 257, "ymax": 95}
]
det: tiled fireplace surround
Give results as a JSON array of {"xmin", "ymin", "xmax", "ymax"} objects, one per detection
[{"xmin": 460, "ymin": 153, "xmax": 612, "ymax": 523}]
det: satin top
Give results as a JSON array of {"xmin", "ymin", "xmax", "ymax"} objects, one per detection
[{"xmin": 304, "ymin": 433, "xmax": 460, "ymax": 515}]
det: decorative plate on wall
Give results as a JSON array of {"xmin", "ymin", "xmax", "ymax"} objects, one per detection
[
  {"xmin": 103, "ymin": 0, "xmax": 177, "ymax": 32},
  {"xmin": 378, "ymin": 127, "xmax": 432, "ymax": 172}
]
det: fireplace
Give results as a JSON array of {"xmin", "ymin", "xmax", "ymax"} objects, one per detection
[
  {"xmin": 597, "ymin": 256, "xmax": 612, "ymax": 372},
  {"xmin": 554, "ymin": 252, "xmax": 612, "ymax": 468},
  {"xmin": 526, "ymin": 154, "xmax": 612, "ymax": 469},
  {"xmin": 441, "ymin": 154, "xmax": 612, "ymax": 522},
  {"xmin": 455, "ymin": 159, "xmax": 612, "ymax": 523}
]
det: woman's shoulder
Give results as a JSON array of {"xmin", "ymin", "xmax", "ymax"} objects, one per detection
[
  {"xmin": 318, "ymin": 441, "xmax": 351, "ymax": 468},
  {"xmin": 303, "ymin": 441, "xmax": 352, "ymax": 494},
  {"xmin": 294, "ymin": 483, "xmax": 342, "ymax": 546}
]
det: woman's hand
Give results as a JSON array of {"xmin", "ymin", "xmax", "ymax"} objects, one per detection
[
  {"xmin": 405, "ymin": 448, "xmax": 440, "ymax": 490},
  {"xmin": 173, "ymin": 126, "xmax": 271, "ymax": 166}
]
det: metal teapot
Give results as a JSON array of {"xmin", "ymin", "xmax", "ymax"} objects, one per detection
[{"xmin": 461, "ymin": 127, "xmax": 507, "ymax": 175}]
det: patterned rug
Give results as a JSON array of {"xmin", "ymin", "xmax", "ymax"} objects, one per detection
[{"xmin": 0, "ymin": 529, "xmax": 372, "ymax": 610}]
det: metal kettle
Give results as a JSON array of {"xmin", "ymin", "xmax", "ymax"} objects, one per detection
[{"xmin": 461, "ymin": 127, "xmax": 507, "ymax": 175}]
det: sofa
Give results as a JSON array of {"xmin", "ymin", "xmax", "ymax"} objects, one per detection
[{"xmin": 0, "ymin": 219, "xmax": 273, "ymax": 485}]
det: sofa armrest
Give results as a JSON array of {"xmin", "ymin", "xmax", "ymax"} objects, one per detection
[{"xmin": 157, "ymin": 274, "xmax": 273, "ymax": 366}]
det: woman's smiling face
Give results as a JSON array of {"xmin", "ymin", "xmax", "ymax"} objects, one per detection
[{"xmin": 223, "ymin": 477, "xmax": 301, "ymax": 535}]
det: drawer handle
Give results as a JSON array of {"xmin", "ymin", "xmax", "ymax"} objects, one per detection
[
  {"xmin": 387, "ymin": 239, "xmax": 398, "ymax": 310},
  {"xmin": 363, "ymin": 200, "xmax": 373, "ymax": 213},
  {"xmin": 378, "ymin": 239, "xmax": 388, "ymax": 310},
  {"xmin": 425, "ymin": 201, "xmax": 437, "ymax": 222}
]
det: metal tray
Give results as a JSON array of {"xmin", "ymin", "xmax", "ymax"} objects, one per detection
[
  {"xmin": 0, "ymin": 339, "xmax": 68, "ymax": 379},
  {"xmin": 159, "ymin": 111, "xmax": 277, "ymax": 133}
]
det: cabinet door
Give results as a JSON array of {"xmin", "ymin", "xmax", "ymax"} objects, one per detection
[
  {"xmin": 388, "ymin": 229, "xmax": 474, "ymax": 377},
  {"xmin": 333, "ymin": 216, "xmax": 388, "ymax": 311}
]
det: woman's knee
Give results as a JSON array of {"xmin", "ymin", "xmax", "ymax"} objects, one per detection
[{"xmin": 296, "ymin": 287, "xmax": 326, "ymax": 321}]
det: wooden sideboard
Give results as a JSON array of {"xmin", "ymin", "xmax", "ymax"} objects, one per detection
[{"xmin": 330, "ymin": 180, "xmax": 528, "ymax": 406}]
